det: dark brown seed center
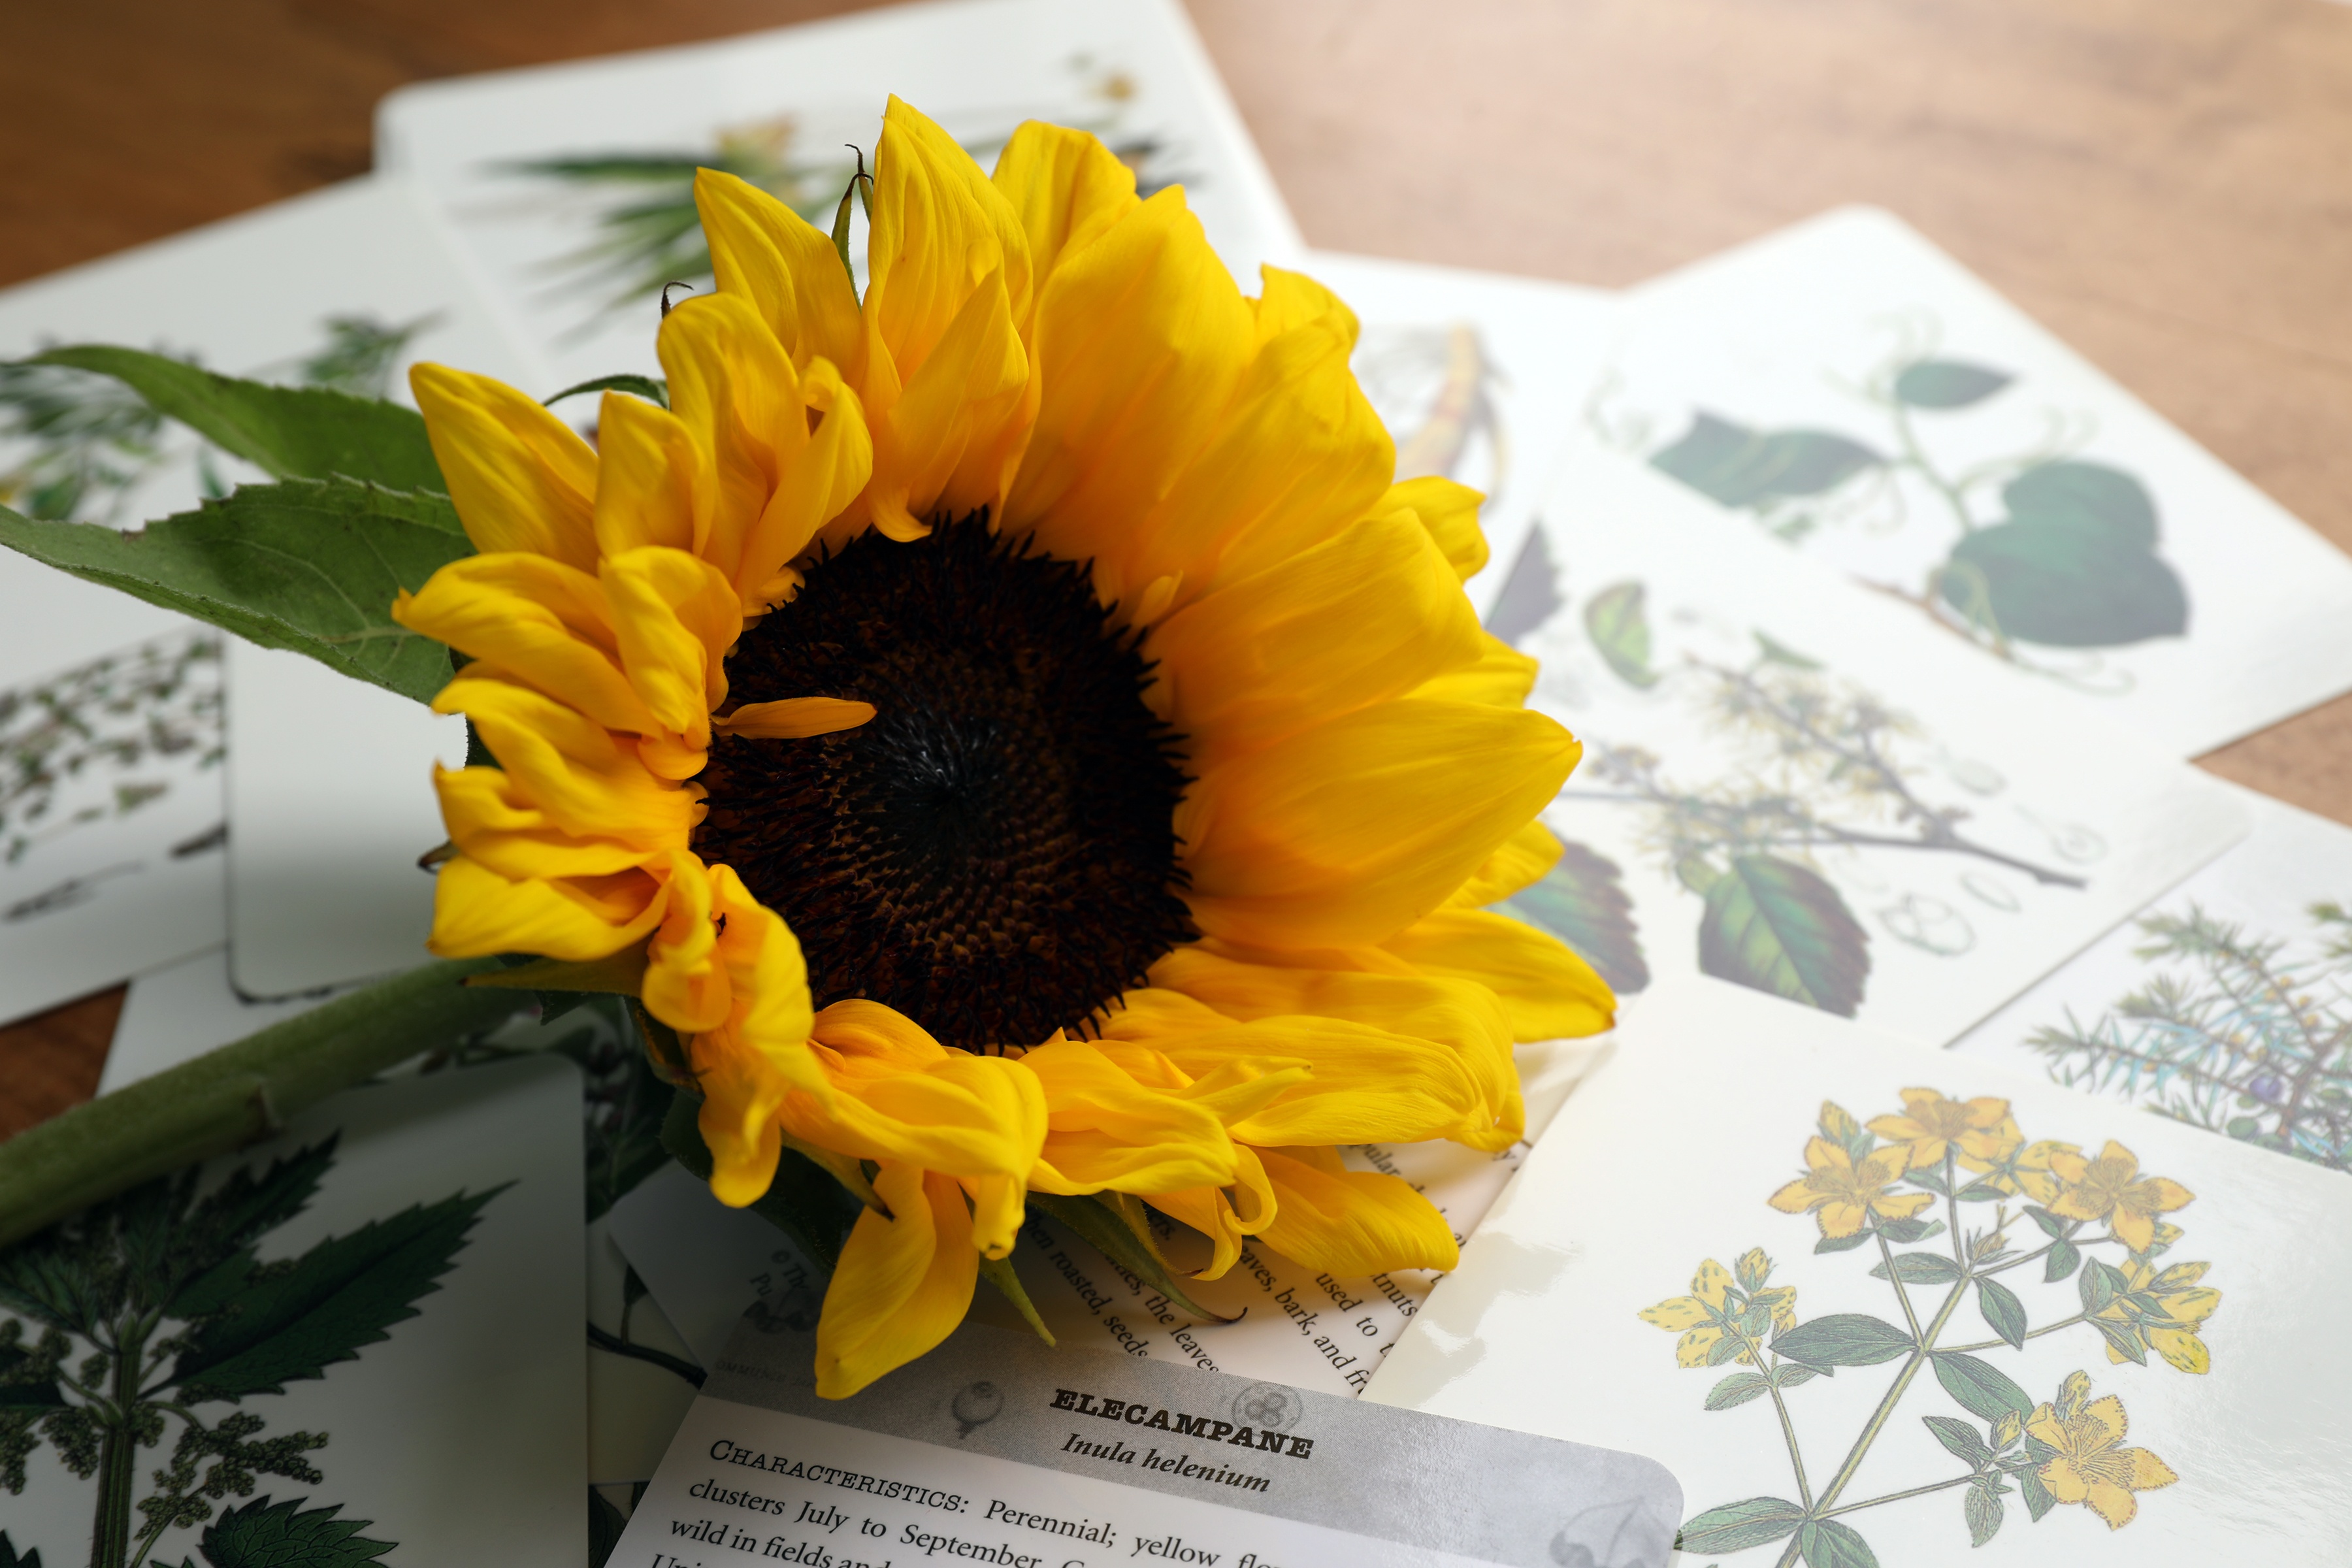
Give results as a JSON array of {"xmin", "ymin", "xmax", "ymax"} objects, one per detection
[{"xmin": 693, "ymin": 513, "xmax": 1194, "ymax": 1051}]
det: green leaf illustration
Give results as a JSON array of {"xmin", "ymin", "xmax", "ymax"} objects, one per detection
[
  {"xmin": 1878, "ymin": 1215, "xmax": 1944, "ymax": 1245},
  {"xmin": 168, "ymin": 1142, "xmax": 340, "ymax": 1319},
  {"xmin": 1814, "ymin": 1231, "xmax": 1872, "ymax": 1254},
  {"xmin": 2044, "ymin": 1237, "xmax": 2083, "ymax": 1282},
  {"xmin": 1704, "ymin": 1372, "xmax": 1772, "ymax": 1411},
  {"xmin": 0, "ymin": 479, "xmax": 468, "ymax": 704},
  {"xmin": 1651, "ymin": 412, "xmax": 1882, "ymax": 508},
  {"xmin": 1582, "ymin": 580, "xmax": 1659, "ymax": 689},
  {"xmin": 2078, "ymin": 1258, "xmax": 2129, "ymax": 1315},
  {"xmin": 590, "ymin": 1488, "xmax": 629, "ymax": 1568},
  {"xmin": 1931, "ymin": 1351, "xmax": 2034, "ymax": 1423},
  {"xmin": 1922, "ymin": 1414, "xmax": 1992, "ymax": 1467},
  {"xmin": 1965, "ymin": 1480, "xmax": 2006, "ymax": 1547},
  {"xmin": 1795, "ymin": 1517, "xmax": 1879, "ymax": 1568},
  {"xmin": 1697, "ymin": 855, "xmax": 1872, "ymax": 1017},
  {"xmin": 2093, "ymin": 1318, "xmax": 2149, "ymax": 1365},
  {"xmin": 1771, "ymin": 1313, "xmax": 1915, "ymax": 1368},
  {"xmin": 2019, "ymin": 1466, "xmax": 2058, "ymax": 1522},
  {"xmin": 197, "ymin": 1494, "xmax": 393, "ymax": 1566},
  {"xmin": 1676, "ymin": 1497, "xmax": 1806, "ymax": 1554},
  {"xmin": 2023, "ymin": 1206, "xmax": 2065, "ymax": 1238},
  {"xmin": 171, "ymin": 1187, "xmax": 503, "ymax": 1401},
  {"xmin": 1892, "ymin": 359, "xmax": 2013, "ymax": 410},
  {"xmin": 1867, "ymin": 1250, "xmax": 1963, "ymax": 1285},
  {"xmin": 1939, "ymin": 460, "xmax": 2187, "ymax": 647},
  {"xmin": 0, "ymin": 1531, "xmax": 41, "ymax": 1568},
  {"xmin": 28, "ymin": 346, "xmax": 442, "ymax": 494},
  {"xmin": 1769, "ymin": 1363, "xmax": 1817, "ymax": 1389},
  {"xmin": 0, "ymin": 1338, "xmax": 63, "ymax": 1412},
  {"xmin": 1975, "ymin": 1277, "xmax": 2029, "ymax": 1350},
  {"xmin": 1497, "ymin": 839, "xmax": 1650, "ymax": 993}
]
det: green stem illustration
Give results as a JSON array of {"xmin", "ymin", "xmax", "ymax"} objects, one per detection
[
  {"xmin": 1820, "ymin": 1473, "xmax": 1976, "ymax": 1520},
  {"xmin": 91, "ymin": 1315, "xmax": 150, "ymax": 1568}
]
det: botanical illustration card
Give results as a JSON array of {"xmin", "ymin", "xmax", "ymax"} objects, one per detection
[
  {"xmin": 1953, "ymin": 784, "xmax": 2352, "ymax": 1175},
  {"xmin": 0, "ymin": 174, "xmax": 542, "ymax": 1015},
  {"xmin": 1583, "ymin": 205, "xmax": 2352, "ymax": 758},
  {"xmin": 608, "ymin": 1037, "xmax": 1605, "ymax": 1404},
  {"xmin": 1498, "ymin": 442, "xmax": 2249, "ymax": 1044},
  {"xmin": 1299, "ymin": 251, "xmax": 1616, "ymax": 622},
  {"xmin": 376, "ymin": 0, "xmax": 1304, "ymax": 393},
  {"xmin": 1369, "ymin": 977, "xmax": 2352, "ymax": 1567},
  {"xmin": 0, "ymin": 1053, "xmax": 587, "ymax": 1568}
]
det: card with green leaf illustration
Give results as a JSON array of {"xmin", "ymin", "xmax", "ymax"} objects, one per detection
[
  {"xmin": 1584, "ymin": 205, "xmax": 2352, "ymax": 758},
  {"xmin": 1298, "ymin": 252, "xmax": 1616, "ymax": 622},
  {"xmin": 1367, "ymin": 976, "xmax": 2352, "ymax": 1567},
  {"xmin": 1501, "ymin": 442, "xmax": 2247, "ymax": 1044},
  {"xmin": 1952, "ymin": 785, "xmax": 2352, "ymax": 1175},
  {"xmin": 0, "ymin": 173, "xmax": 542, "ymax": 1011},
  {"xmin": 376, "ymin": 0, "xmax": 1303, "ymax": 396},
  {"xmin": 0, "ymin": 1052, "xmax": 587, "ymax": 1568}
]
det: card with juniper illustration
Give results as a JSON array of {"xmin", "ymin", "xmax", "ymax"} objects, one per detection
[
  {"xmin": 0, "ymin": 1056, "xmax": 587, "ymax": 1568},
  {"xmin": 1498, "ymin": 447, "xmax": 2246, "ymax": 1046},
  {"xmin": 1369, "ymin": 977, "xmax": 2352, "ymax": 1567},
  {"xmin": 1579, "ymin": 206, "xmax": 2352, "ymax": 758},
  {"xmin": 379, "ymin": 0, "xmax": 1304, "ymax": 394},
  {"xmin": 1957, "ymin": 789, "xmax": 2352, "ymax": 1173}
]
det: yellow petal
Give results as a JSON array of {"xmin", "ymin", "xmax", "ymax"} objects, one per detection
[
  {"xmin": 434, "ymin": 764, "xmax": 651, "ymax": 881},
  {"xmin": 1637, "ymin": 1294, "xmax": 1710, "ymax": 1331},
  {"xmin": 869, "ymin": 270, "xmax": 1029, "ymax": 531},
  {"xmin": 598, "ymin": 545, "xmax": 739, "ymax": 743},
  {"xmin": 1816, "ymin": 1200, "xmax": 1870, "ymax": 1238},
  {"xmin": 792, "ymin": 1009, "xmax": 1048, "ymax": 1180},
  {"xmin": 1767, "ymin": 1177, "xmax": 1820, "ymax": 1215},
  {"xmin": 867, "ymin": 97, "xmax": 1033, "ymax": 387},
  {"xmin": 1379, "ymin": 907, "xmax": 1615, "ymax": 1041},
  {"xmin": 432, "ymin": 672, "xmax": 696, "ymax": 848},
  {"xmin": 2040, "ymin": 1456, "xmax": 2090, "ymax": 1505},
  {"xmin": 427, "ymin": 855, "xmax": 662, "ymax": 960},
  {"xmin": 1445, "ymin": 820, "xmax": 1563, "ymax": 909},
  {"xmin": 1145, "ymin": 506, "xmax": 1482, "ymax": 760},
  {"xmin": 2146, "ymin": 1326, "xmax": 2210, "ymax": 1375},
  {"xmin": 1674, "ymin": 1326, "xmax": 1725, "ymax": 1369},
  {"xmin": 410, "ymin": 363, "xmax": 598, "ymax": 570},
  {"xmin": 591, "ymin": 388, "xmax": 706, "ymax": 559},
  {"xmin": 1413, "ymin": 632, "xmax": 1540, "ymax": 708},
  {"xmin": 716, "ymin": 697, "xmax": 877, "ymax": 739},
  {"xmin": 695, "ymin": 167, "xmax": 861, "ymax": 372},
  {"xmin": 393, "ymin": 554, "xmax": 653, "ymax": 736},
  {"xmin": 1251, "ymin": 1146, "xmax": 1459, "ymax": 1275},
  {"xmin": 815, "ymin": 1163, "xmax": 979, "ymax": 1399},
  {"xmin": 2083, "ymin": 1481, "xmax": 2138, "ymax": 1529},
  {"xmin": 1691, "ymin": 1258, "xmax": 1732, "ymax": 1309},
  {"xmin": 1179, "ymin": 698, "xmax": 1582, "ymax": 951},
  {"xmin": 1375, "ymin": 475, "xmax": 1487, "ymax": 581},
  {"xmin": 1022, "ymin": 1037, "xmax": 1237, "ymax": 1196},
  {"xmin": 655, "ymin": 292, "xmax": 798, "ymax": 573},
  {"xmin": 2127, "ymin": 1446, "xmax": 2179, "ymax": 1490},
  {"xmin": 989, "ymin": 120, "xmax": 1141, "ymax": 317}
]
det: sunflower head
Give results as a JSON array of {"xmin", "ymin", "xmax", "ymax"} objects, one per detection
[{"xmin": 392, "ymin": 96, "xmax": 1611, "ymax": 1396}]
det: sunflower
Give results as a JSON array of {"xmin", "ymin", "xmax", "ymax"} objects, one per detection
[{"xmin": 391, "ymin": 97, "xmax": 1609, "ymax": 1396}]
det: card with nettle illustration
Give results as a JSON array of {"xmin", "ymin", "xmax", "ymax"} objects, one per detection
[
  {"xmin": 0, "ymin": 1054, "xmax": 585, "ymax": 1568},
  {"xmin": 1369, "ymin": 976, "xmax": 2352, "ymax": 1567}
]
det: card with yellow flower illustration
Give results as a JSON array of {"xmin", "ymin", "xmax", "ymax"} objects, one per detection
[
  {"xmin": 378, "ymin": 0, "xmax": 1303, "ymax": 395},
  {"xmin": 1369, "ymin": 977, "xmax": 2352, "ymax": 1567},
  {"xmin": 1504, "ymin": 443, "xmax": 2248, "ymax": 1047},
  {"xmin": 1955, "ymin": 785, "xmax": 2352, "ymax": 1173}
]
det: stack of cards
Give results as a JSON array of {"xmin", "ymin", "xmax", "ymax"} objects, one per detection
[{"xmin": 10, "ymin": 0, "xmax": 2352, "ymax": 1563}]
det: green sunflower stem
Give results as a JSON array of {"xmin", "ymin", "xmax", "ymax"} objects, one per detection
[{"xmin": 0, "ymin": 956, "xmax": 531, "ymax": 1250}]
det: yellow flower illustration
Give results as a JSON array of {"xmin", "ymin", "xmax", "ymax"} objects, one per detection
[
  {"xmin": 387, "ymin": 97, "xmax": 1607, "ymax": 1396},
  {"xmin": 2047, "ymin": 1141, "xmax": 2194, "ymax": 1253},
  {"xmin": 1638, "ymin": 1254, "xmax": 1795, "ymax": 1367},
  {"xmin": 2095, "ymin": 1259, "xmax": 2221, "ymax": 1374},
  {"xmin": 1767, "ymin": 1137, "xmax": 1934, "ymax": 1239},
  {"xmin": 2029, "ymin": 1372, "xmax": 2178, "ymax": 1529},
  {"xmin": 1865, "ymin": 1088, "xmax": 2009, "ymax": 1169},
  {"xmin": 1952, "ymin": 1115, "xmax": 2074, "ymax": 1203}
]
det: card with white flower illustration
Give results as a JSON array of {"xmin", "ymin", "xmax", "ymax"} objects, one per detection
[
  {"xmin": 1952, "ymin": 783, "xmax": 2352, "ymax": 1173},
  {"xmin": 1298, "ymin": 252, "xmax": 1616, "ymax": 624},
  {"xmin": 1499, "ymin": 440, "xmax": 2248, "ymax": 1045},
  {"xmin": 0, "ymin": 174, "xmax": 539, "ymax": 1013},
  {"xmin": 1368, "ymin": 976, "xmax": 2352, "ymax": 1567},
  {"xmin": 0, "ymin": 1052, "xmax": 587, "ymax": 1568},
  {"xmin": 376, "ymin": 0, "xmax": 1303, "ymax": 397},
  {"xmin": 1582, "ymin": 205, "xmax": 2352, "ymax": 758}
]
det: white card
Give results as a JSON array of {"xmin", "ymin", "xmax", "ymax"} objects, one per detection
[
  {"xmin": 0, "ymin": 174, "xmax": 538, "ymax": 1009},
  {"xmin": 0, "ymin": 1053, "xmax": 587, "ymax": 1568},
  {"xmin": 1586, "ymin": 206, "xmax": 2352, "ymax": 757},
  {"xmin": 1953, "ymin": 783, "xmax": 2352, "ymax": 1171},
  {"xmin": 376, "ymin": 0, "xmax": 1304, "ymax": 395},
  {"xmin": 1299, "ymin": 251, "xmax": 1617, "ymax": 623},
  {"xmin": 101, "ymin": 944, "xmax": 333, "ymax": 1095},
  {"xmin": 607, "ymin": 1036, "xmax": 1605, "ymax": 1399},
  {"xmin": 1370, "ymin": 977, "xmax": 2352, "ymax": 1566},
  {"xmin": 1505, "ymin": 441, "xmax": 2249, "ymax": 1043}
]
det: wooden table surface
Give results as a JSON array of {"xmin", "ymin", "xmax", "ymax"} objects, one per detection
[{"xmin": 5, "ymin": 0, "xmax": 2350, "ymax": 1133}]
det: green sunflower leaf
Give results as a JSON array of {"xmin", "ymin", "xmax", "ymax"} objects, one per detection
[
  {"xmin": 1930, "ymin": 1350, "xmax": 2034, "ymax": 1424},
  {"xmin": 27, "ymin": 344, "xmax": 443, "ymax": 493},
  {"xmin": 1771, "ymin": 1313, "xmax": 1915, "ymax": 1368},
  {"xmin": 0, "ymin": 478, "xmax": 469, "ymax": 704},
  {"xmin": 1675, "ymin": 1497, "xmax": 1806, "ymax": 1554},
  {"xmin": 977, "ymin": 1254, "xmax": 1056, "ymax": 1348},
  {"xmin": 1697, "ymin": 854, "xmax": 1872, "ymax": 1017},
  {"xmin": 1028, "ymin": 1192, "xmax": 1228, "ymax": 1326}
]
